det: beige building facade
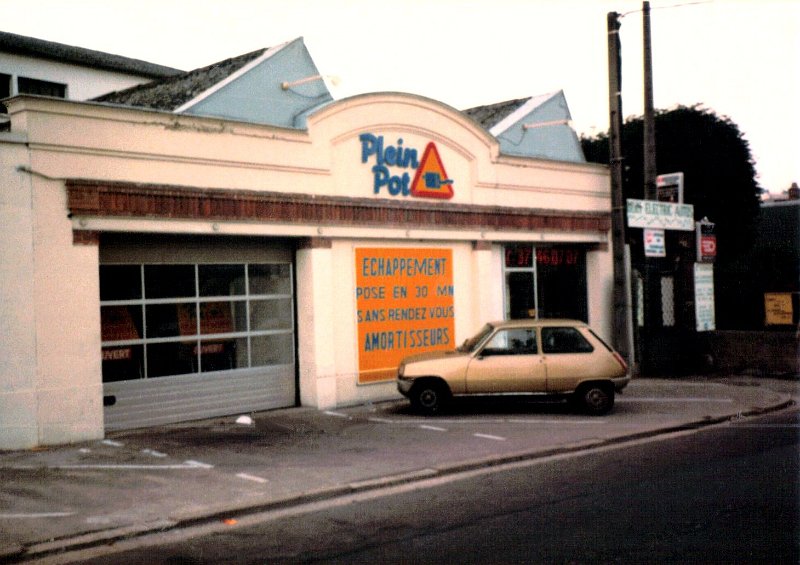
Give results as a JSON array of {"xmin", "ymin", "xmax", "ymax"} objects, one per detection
[{"xmin": 1, "ymin": 93, "xmax": 612, "ymax": 449}]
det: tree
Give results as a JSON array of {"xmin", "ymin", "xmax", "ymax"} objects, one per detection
[{"xmin": 583, "ymin": 105, "xmax": 766, "ymax": 331}]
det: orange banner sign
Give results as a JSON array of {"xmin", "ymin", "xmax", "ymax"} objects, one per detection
[{"xmin": 356, "ymin": 248, "xmax": 455, "ymax": 383}]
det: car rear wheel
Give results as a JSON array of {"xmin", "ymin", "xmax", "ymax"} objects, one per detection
[
  {"xmin": 577, "ymin": 383, "xmax": 614, "ymax": 415},
  {"xmin": 411, "ymin": 380, "xmax": 449, "ymax": 415}
]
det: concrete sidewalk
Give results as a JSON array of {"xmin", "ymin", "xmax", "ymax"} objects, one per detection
[{"xmin": 1, "ymin": 377, "xmax": 796, "ymax": 562}]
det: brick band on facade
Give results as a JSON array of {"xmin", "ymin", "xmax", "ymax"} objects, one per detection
[{"xmin": 66, "ymin": 179, "xmax": 611, "ymax": 234}]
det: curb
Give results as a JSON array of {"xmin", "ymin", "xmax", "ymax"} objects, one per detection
[{"xmin": 3, "ymin": 398, "xmax": 794, "ymax": 563}]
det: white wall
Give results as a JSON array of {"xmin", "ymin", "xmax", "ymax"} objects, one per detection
[
  {"xmin": 1, "ymin": 52, "xmax": 161, "ymax": 101},
  {"xmin": 31, "ymin": 170, "xmax": 103, "ymax": 444},
  {"xmin": 0, "ymin": 135, "xmax": 39, "ymax": 448}
]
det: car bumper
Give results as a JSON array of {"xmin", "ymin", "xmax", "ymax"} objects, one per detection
[
  {"xmin": 613, "ymin": 375, "xmax": 631, "ymax": 392},
  {"xmin": 397, "ymin": 377, "xmax": 413, "ymax": 396}
]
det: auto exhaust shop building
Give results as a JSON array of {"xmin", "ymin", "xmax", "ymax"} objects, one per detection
[{"xmin": 0, "ymin": 38, "xmax": 612, "ymax": 448}]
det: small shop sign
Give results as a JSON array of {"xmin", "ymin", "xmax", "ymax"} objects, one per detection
[
  {"xmin": 643, "ymin": 228, "xmax": 666, "ymax": 257},
  {"xmin": 627, "ymin": 198, "xmax": 694, "ymax": 231},
  {"xmin": 694, "ymin": 263, "xmax": 716, "ymax": 332},
  {"xmin": 656, "ymin": 172, "xmax": 684, "ymax": 203},
  {"xmin": 696, "ymin": 220, "xmax": 717, "ymax": 262},
  {"xmin": 764, "ymin": 293, "xmax": 793, "ymax": 326}
]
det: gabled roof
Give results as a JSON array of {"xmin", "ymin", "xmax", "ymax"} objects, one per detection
[
  {"xmin": 462, "ymin": 91, "xmax": 585, "ymax": 163},
  {"xmin": 92, "ymin": 48, "xmax": 269, "ymax": 111},
  {"xmin": 464, "ymin": 91, "xmax": 563, "ymax": 136},
  {"xmin": 91, "ymin": 37, "xmax": 333, "ymax": 130},
  {"xmin": 0, "ymin": 30, "xmax": 181, "ymax": 79},
  {"xmin": 462, "ymin": 97, "xmax": 530, "ymax": 130}
]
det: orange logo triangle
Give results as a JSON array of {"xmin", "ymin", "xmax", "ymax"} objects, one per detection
[{"xmin": 410, "ymin": 142, "xmax": 454, "ymax": 199}]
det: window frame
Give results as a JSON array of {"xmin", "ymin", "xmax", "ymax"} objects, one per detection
[{"xmin": 99, "ymin": 262, "xmax": 294, "ymax": 381}]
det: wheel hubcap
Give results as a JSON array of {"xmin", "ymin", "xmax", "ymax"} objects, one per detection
[
  {"xmin": 420, "ymin": 389, "xmax": 437, "ymax": 408},
  {"xmin": 587, "ymin": 389, "xmax": 607, "ymax": 408}
]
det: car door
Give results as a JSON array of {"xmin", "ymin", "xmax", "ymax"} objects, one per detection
[
  {"xmin": 465, "ymin": 327, "xmax": 546, "ymax": 393},
  {"xmin": 540, "ymin": 326, "xmax": 596, "ymax": 392}
]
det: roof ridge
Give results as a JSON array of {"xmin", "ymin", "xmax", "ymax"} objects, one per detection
[{"xmin": 0, "ymin": 30, "xmax": 182, "ymax": 78}]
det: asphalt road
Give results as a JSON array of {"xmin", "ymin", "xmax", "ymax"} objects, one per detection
[{"xmin": 65, "ymin": 406, "xmax": 799, "ymax": 564}]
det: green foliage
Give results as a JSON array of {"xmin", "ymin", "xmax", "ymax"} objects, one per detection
[{"xmin": 581, "ymin": 105, "xmax": 762, "ymax": 262}]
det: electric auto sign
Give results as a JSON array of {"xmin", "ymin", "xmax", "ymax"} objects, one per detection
[{"xmin": 359, "ymin": 133, "xmax": 454, "ymax": 200}]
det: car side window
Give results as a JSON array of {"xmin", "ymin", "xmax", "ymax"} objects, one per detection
[
  {"xmin": 541, "ymin": 327, "xmax": 594, "ymax": 354},
  {"xmin": 480, "ymin": 328, "xmax": 537, "ymax": 356}
]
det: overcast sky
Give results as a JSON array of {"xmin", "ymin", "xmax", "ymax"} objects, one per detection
[{"xmin": 2, "ymin": 0, "xmax": 797, "ymax": 193}]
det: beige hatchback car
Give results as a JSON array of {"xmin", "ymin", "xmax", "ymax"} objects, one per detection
[{"xmin": 397, "ymin": 319, "xmax": 629, "ymax": 415}]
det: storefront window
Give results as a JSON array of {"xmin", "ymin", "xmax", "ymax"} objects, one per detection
[
  {"xmin": 504, "ymin": 245, "xmax": 588, "ymax": 321},
  {"xmin": 251, "ymin": 333, "xmax": 294, "ymax": 366},
  {"xmin": 99, "ymin": 263, "xmax": 294, "ymax": 381},
  {"xmin": 100, "ymin": 265, "xmax": 141, "ymax": 301},
  {"xmin": 506, "ymin": 271, "xmax": 536, "ymax": 319},
  {"xmin": 249, "ymin": 264, "xmax": 292, "ymax": 295},
  {"xmin": 144, "ymin": 264, "xmax": 196, "ymax": 298},
  {"xmin": 199, "ymin": 264, "xmax": 246, "ymax": 296}
]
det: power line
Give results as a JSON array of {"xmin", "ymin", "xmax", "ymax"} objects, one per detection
[{"xmin": 620, "ymin": 0, "xmax": 713, "ymax": 18}]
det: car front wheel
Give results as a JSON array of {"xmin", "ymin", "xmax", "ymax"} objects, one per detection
[
  {"xmin": 577, "ymin": 383, "xmax": 614, "ymax": 415},
  {"xmin": 410, "ymin": 380, "xmax": 449, "ymax": 415}
]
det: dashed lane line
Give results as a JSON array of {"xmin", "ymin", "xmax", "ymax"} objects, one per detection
[
  {"xmin": 100, "ymin": 439, "xmax": 124, "ymax": 447},
  {"xmin": 419, "ymin": 425, "xmax": 448, "ymax": 432},
  {"xmin": 473, "ymin": 433, "xmax": 506, "ymax": 441},
  {"xmin": 236, "ymin": 473, "xmax": 269, "ymax": 484},
  {"xmin": 367, "ymin": 417, "xmax": 395, "ymax": 424}
]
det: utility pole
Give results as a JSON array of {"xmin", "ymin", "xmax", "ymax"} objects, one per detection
[
  {"xmin": 641, "ymin": 1, "xmax": 662, "ymax": 372},
  {"xmin": 643, "ymin": 1, "xmax": 657, "ymax": 201},
  {"xmin": 607, "ymin": 11, "xmax": 632, "ymax": 369}
]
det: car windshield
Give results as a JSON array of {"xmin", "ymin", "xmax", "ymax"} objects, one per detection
[{"xmin": 459, "ymin": 323, "xmax": 495, "ymax": 352}]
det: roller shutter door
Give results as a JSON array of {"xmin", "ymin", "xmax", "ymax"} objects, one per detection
[{"xmin": 99, "ymin": 235, "xmax": 296, "ymax": 430}]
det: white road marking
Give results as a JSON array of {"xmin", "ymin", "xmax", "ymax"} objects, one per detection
[
  {"xmin": 324, "ymin": 411, "xmax": 350, "ymax": 418},
  {"xmin": 35, "ymin": 460, "xmax": 214, "ymax": 471},
  {"xmin": 730, "ymin": 423, "xmax": 800, "ymax": 428},
  {"xmin": 368, "ymin": 417, "xmax": 395, "ymax": 424},
  {"xmin": 419, "ymin": 425, "xmax": 447, "ymax": 432},
  {"xmin": 474, "ymin": 433, "xmax": 506, "ymax": 441},
  {"xmin": 507, "ymin": 419, "xmax": 607, "ymax": 425},
  {"xmin": 236, "ymin": 473, "xmax": 269, "ymax": 484},
  {"xmin": 183, "ymin": 460, "xmax": 214, "ymax": 469},
  {"xmin": 100, "ymin": 439, "xmax": 123, "ymax": 447},
  {"xmin": 617, "ymin": 397, "xmax": 734, "ymax": 403},
  {"xmin": 141, "ymin": 449, "xmax": 168, "ymax": 458},
  {"xmin": 0, "ymin": 512, "xmax": 75, "ymax": 519}
]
